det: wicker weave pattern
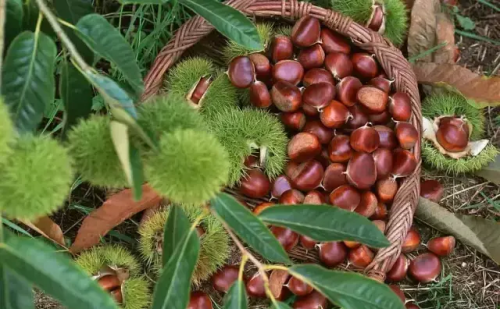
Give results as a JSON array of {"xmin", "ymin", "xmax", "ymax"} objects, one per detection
[{"xmin": 142, "ymin": 0, "xmax": 422, "ymax": 281}]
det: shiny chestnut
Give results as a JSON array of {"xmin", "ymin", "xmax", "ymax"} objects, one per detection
[
  {"xmin": 288, "ymin": 132, "xmax": 322, "ymax": 162},
  {"xmin": 320, "ymin": 100, "xmax": 351, "ymax": 128},
  {"xmin": 328, "ymin": 134, "xmax": 353, "ymax": 163},
  {"xmin": 329, "ymin": 185, "xmax": 361, "ymax": 211},
  {"xmin": 271, "ymin": 35, "xmax": 294, "ymax": 63},
  {"xmin": 249, "ymin": 81, "xmax": 272, "ymax": 108},
  {"xmin": 319, "ymin": 241, "xmax": 348, "ymax": 267},
  {"xmin": 322, "ymin": 163, "xmax": 347, "ymax": 192},
  {"xmin": 420, "ymin": 179, "xmax": 444, "ymax": 202},
  {"xmin": 351, "ymin": 53, "xmax": 379, "ymax": 79},
  {"xmin": 279, "ymin": 189, "xmax": 305, "ymax": 205},
  {"xmin": 271, "ymin": 81, "xmax": 302, "ymax": 112},
  {"xmin": 298, "ymin": 44, "xmax": 325, "ymax": 69},
  {"xmin": 228, "ymin": 56, "xmax": 255, "ymax": 88},
  {"xmin": 271, "ymin": 226, "xmax": 299, "ymax": 252},
  {"xmin": 302, "ymin": 82, "xmax": 336, "ymax": 111},
  {"xmin": 291, "ymin": 16, "xmax": 321, "ymax": 47},
  {"xmin": 239, "ymin": 169, "xmax": 270, "ymax": 198},
  {"xmin": 281, "ymin": 111, "xmax": 307, "ymax": 131},
  {"xmin": 336, "ymin": 76, "xmax": 362, "ymax": 107},
  {"xmin": 288, "ymin": 160, "xmax": 325, "ymax": 191},
  {"xmin": 346, "ymin": 152, "xmax": 377, "ymax": 190},
  {"xmin": 325, "ymin": 52, "xmax": 353, "ymax": 79},
  {"xmin": 320, "ymin": 28, "xmax": 351, "ymax": 54},
  {"xmin": 273, "ymin": 60, "xmax": 305, "ymax": 86},
  {"xmin": 395, "ymin": 122, "xmax": 419, "ymax": 150},
  {"xmin": 303, "ymin": 68, "xmax": 335, "ymax": 87},
  {"xmin": 302, "ymin": 120, "xmax": 333, "ymax": 144}
]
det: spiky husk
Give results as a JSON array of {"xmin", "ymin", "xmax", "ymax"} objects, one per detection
[
  {"xmin": 422, "ymin": 93, "xmax": 484, "ymax": 140},
  {"xmin": 200, "ymin": 72, "xmax": 239, "ymax": 119},
  {"xmin": 144, "ymin": 129, "xmax": 230, "ymax": 205},
  {"xmin": 237, "ymin": 88, "xmax": 251, "ymax": 107},
  {"xmin": 67, "ymin": 115, "xmax": 128, "ymax": 188},
  {"xmin": 274, "ymin": 25, "xmax": 293, "ymax": 37},
  {"xmin": 122, "ymin": 277, "xmax": 150, "ymax": 309},
  {"xmin": 328, "ymin": 0, "xmax": 408, "ymax": 46},
  {"xmin": 138, "ymin": 205, "xmax": 229, "ymax": 284},
  {"xmin": 0, "ymin": 99, "xmax": 13, "ymax": 163},
  {"xmin": 207, "ymin": 108, "xmax": 288, "ymax": 185},
  {"xmin": 222, "ymin": 23, "xmax": 274, "ymax": 63},
  {"xmin": 0, "ymin": 135, "xmax": 73, "ymax": 220},
  {"xmin": 164, "ymin": 57, "xmax": 216, "ymax": 99},
  {"xmin": 75, "ymin": 245, "xmax": 141, "ymax": 277}
]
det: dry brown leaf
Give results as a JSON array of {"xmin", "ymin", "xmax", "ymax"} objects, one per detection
[
  {"xmin": 413, "ymin": 62, "xmax": 500, "ymax": 107},
  {"xmin": 70, "ymin": 184, "xmax": 162, "ymax": 254},
  {"xmin": 407, "ymin": 0, "xmax": 440, "ymax": 61},
  {"xmin": 23, "ymin": 216, "xmax": 66, "ymax": 248},
  {"xmin": 433, "ymin": 13, "xmax": 456, "ymax": 64}
]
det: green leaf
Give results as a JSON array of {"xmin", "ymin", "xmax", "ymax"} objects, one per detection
[
  {"xmin": 476, "ymin": 154, "xmax": 500, "ymax": 185},
  {"xmin": 416, "ymin": 197, "xmax": 500, "ymax": 264},
  {"xmin": 0, "ymin": 264, "xmax": 34, "ymax": 309},
  {"xmin": 76, "ymin": 14, "xmax": 143, "ymax": 96},
  {"xmin": 289, "ymin": 264, "xmax": 405, "ymax": 309},
  {"xmin": 2, "ymin": 31, "xmax": 57, "ymax": 132},
  {"xmin": 270, "ymin": 302, "xmax": 293, "ymax": 309},
  {"xmin": 5, "ymin": 0, "xmax": 23, "ymax": 49},
  {"xmin": 179, "ymin": 0, "xmax": 262, "ymax": 51},
  {"xmin": 60, "ymin": 60, "xmax": 92, "ymax": 134},
  {"xmin": 223, "ymin": 280, "xmax": 247, "ymax": 309},
  {"xmin": 0, "ymin": 234, "xmax": 118, "ymax": 309},
  {"xmin": 118, "ymin": 0, "xmax": 163, "ymax": 4},
  {"xmin": 455, "ymin": 14, "xmax": 475, "ymax": 30},
  {"xmin": 259, "ymin": 205, "xmax": 390, "ymax": 248},
  {"xmin": 53, "ymin": 0, "xmax": 94, "ymax": 63},
  {"xmin": 162, "ymin": 205, "xmax": 191, "ymax": 266},
  {"xmin": 211, "ymin": 193, "xmax": 291, "ymax": 264},
  {"xmin": 151, "ymin": 225, "xmax": 200, "ymax": 309}
]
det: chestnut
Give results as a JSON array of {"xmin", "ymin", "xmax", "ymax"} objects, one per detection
[
  {"xmin": 212, "ymin": 265, "xmax": 240, "ymax": 293},
  {"xmin": 320, "ymin": 100, "xmax": 351, "ymax": 128},
  {"xmin": 302, "ymin": 120, "xmax": 333, "ymax": 144},
  {"xmin": 288, "ymin": 276, "xmax": 313, "ymax": 296},
  {"xmin": 386, "ymin": 254, "xmax": 409, "ymax": 282},
  {"xmin": 344, "ymin": 240, "xmax": 361, "ymax": 249},
  {"xmin": 303, "ymin": 68, "xmax": 335, "ymax": 87},
  {"xmin": 249, "ymin": 53, "xmax": 272, "ymax": 82},
  {"xmin": 272, "ymin": 81, "xmax": 302, "ymax": 112},
  {"xmin": 350, "ymin": 125, "xmax": 380, "ymax": 153},
  {"xmin": 346, "ymin": 105, "xmax": 369, "ymax": 129},
  {"xmin": 249, "ymin": 81, "xmax": 272, "ymax": 108},
  {"xmin": 436, "ymin": 118, "xmax": 469, "ymax": 152},
  {"xmin": 302, "ymin": 82, "xmax": 336, "ymax": 111},
  {"xmin": 420, "ymin": 179, "xmax": 444, "ymax": 202},
  {"xmin": 279, "ymin": 189, "xmax": 305, "ymax": 205},
  {"xmin": 110, "ymin": 289, "xmax": 123, "ymax": 304},
  {"xmin": 289, "ymin": 160, "xmax": 325, "ymax": 191},
  {"xmin": 373, "ymin": 148, "xmax": 394, "ymax": 180},
  {"xmin": 239, "ymin": 169, "xmax": 270, "ymax": 198},
  {"xmin": 354, "ymin": 191, "xmax": 378, "ymax": 218},
  {"xmin": 298, "ymin": 44, "xmax": 325, "ymax": 69},
  {"xmin": 372, "ymin": 220, "xmax": 387, "ymax": 233},
  {"xmin": 374, "ymin": 125, "xmax": 398, "ymax": 149},
  {"xmin": 271, "ymin": 175, "xmax": 293, "ymax": 199},
  {"xmin": 316, "ymin": 148, "xmax": 332, "ymax": 169},
  {"xmin": 376, "ymin": 177, "xmax": 398, "ymax": 204},
  {"xmin": 328, "ymin": 134, "xmax": 353, "ymax": 163},
  {"xmin": 392, "ymin": 149, "xmax": 417, "ymax": 178},
  {"xmin": 246, "ymin": 273, "xmax": 266, "ymax": 298},
  {"xmin": 369, "ymin": 76, "xmax": 392, "ymax": 93},
  {"xmin": 349, "ymin": 245, "xmax": 374, "ymax": 268},
  {"xmin": 190, "ymin": 77, "xmax": 212, "ymax": 105},
  {"xmin": 188, "ymin": 291, "xmax": 213, "ymax": 309},
  {"xmin": 357, "ymin": 86, "xmax": 389, "ymax": 114},
  {"xmin": 322, "ymin": 163, "xmax": 347, "ymax": 192},
  {"xmin": 302, "ymin": 102, "xmax": 319, "ymax": 116},
  {"xmin": 271, "ymin": 35, "xmax": 294, "ymax": 63},
  {"xmin": 300, "ymin": 235, "xmax": 317, "ymax": 250},
  {"xmin": 427, "ymin": 236, "xmax": 456, "ymax": 257},
  {"xmin": 389, "ymin": 285, "xmax": 406, "ymax": 304},
  {"xmin": 329, "ymin": 185, "xmax": 361, "ymax": 211},
  {"xmin": 369, "ymin": 110, "xmax": 392, "ymax": 125},
  {"xmin": 288, "ymin": 132, "xmax": 322, "ymax": 162},
  {"xmin": 196, "ymin": 226, "xmax": 206, "ymax": 237},
  {"xmin": 336, "ymin": 76, "xmax": 362, "ymax": 107},
  {"xmin": 367, "ymin": 4, "xmax": 385, "ymax": 32},
  {"xmin": 402, "ymin": 227, "xmax": 421, "ymax": 253},
  {"xmin": 271, "ymin": 226, "xmax": 299, "ymax": 252},
  {"xmin": 320, "ymin": 28, "xmax": 351, "ymax": 54},
  {"xmin": 389, "ymin": 92, "xmax": 412, "ymax": 122},
  {"xmin": 228, "ymin": 56, "xmax": 255, "ymax": 88},
  {"xmin": 292, "ymin": 291, "xmax": 327, "ymax": 309},
  {"xmin": 304, "ymin": 190, "xmax": 327, "ymax": 205},
  {"xmin": 273, "ymin": 60, "xmax": 305, "ymax": 86},
  {"xmin": 325, "ymin": 52, "xmax": 353, "ymax": 79},
  {"xmin": 244, "ymin": 154, "xmax": 259, "ymax": 169},
  {"xmin": 408, "ymin": 253, "xmax": 442, "ymax": 283},
  {"xmin": 318, "ymin": 241, "xmax": 348, "ymax": 267},
  {"xmin": 351, "ymin": 53, "xmax": 379, "ymax": 79},
  {"xmin": 395, "ymin": 122, "xmax": 419, "ymax": 150},
  {"xmin": 370, "ymin": 202, "xmax": 388, "ymax": 220},
  {"xmin": 253, "ymin": 202, "xmax": 275, "ymax": 215},
  {"xmin": 98, "ymin": 275, "xmax": 121, "ymax": 291},
  {"xmin": 291, "ymin": 16, "xmax": 321, "ymax": 47},
  {"xmin": 269, "ymin": 269, "xmax": 290, "ymax": 300},
  {"xmin": 346, "ymin": 152, "xmax": 377, "ymax": 189},
  {"xmin": 281, "ymin": 111, "xmax": 307, "ymax": 131}
]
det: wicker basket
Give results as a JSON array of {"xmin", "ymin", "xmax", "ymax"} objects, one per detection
[{"xmin": 141, "ymin": 0, "xmax": 422, "ymax": 282}]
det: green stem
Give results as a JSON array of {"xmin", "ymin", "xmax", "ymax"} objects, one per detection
[{"xmin": 478, "ymin": 0, "xmax": 500, "ymax": 12}]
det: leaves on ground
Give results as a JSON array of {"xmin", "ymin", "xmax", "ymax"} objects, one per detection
[
  {"xmin": 476, "ymin": 154, "xmax": 500, "ymax": 185},
  {"xmin": 22, "ymin": 216, "xmax": 66, "ymax": 248},
  {"xmin": 407, "ymin": 0, "xmax": 440, "ymax": 62},
  {"xmin": 433, "ymin": 13, "xmax": 456, "ymax": 64}
]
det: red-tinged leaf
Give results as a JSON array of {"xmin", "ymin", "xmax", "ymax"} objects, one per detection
[
  {"xmin": 413, "ymin": 62, "xmax": 500, "ymax": 107},
  {"xmin": 407, "ymin": 0, "xmax": 440, "ymax": 61},
  {"xmin": 22, "ymin": 216, "xmax": 66, "ymax": 248},
  {"xmin": 70, "ymin": 184, "xmax": 162, "ymax": 253},
  {"xmin": 433, "ymin": 13, "xmax": 456, "ymax": 64}
]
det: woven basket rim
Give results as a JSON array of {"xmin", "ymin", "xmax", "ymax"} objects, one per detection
[{"xmin": 141, "ymin": 0, "xmax": 422, "ymax": 282}]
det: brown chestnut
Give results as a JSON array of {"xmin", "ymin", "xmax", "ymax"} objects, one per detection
[
  {"xmin": 325, "ymin": 52, "xmax": 353, "ymax": 79},
  {"xmin": 288, "ymin": 276, "xmax": 313, "ymax": 296},
  {"xmin": 427, "ymin": 236, "xmax": 456, "ymax": 257},
  {"xmin": 271, "ymin": 175, "xmax": 293, "ymax": 199},
  {"xmin": 316, "ymin": 148, "xmax": 331, "ymax": 169},
  {"xmin": 346, "ymin": 105, "xmax": 369, "ymax": 129},
  {"xmin": 344, "ymin": 240, "xmax": 361, "ymax": 249},
  {"xmin": 336, "ymin": 76, "xmax": 362, "ymax": 107},
  {"xmin": 374, "ymin": 125, "xmax": 398, "ymax": 149},
  {"xmin": 373, "ymin": 148, "xmax": 394, "ymax": 180},
  {"xmin": 246, "ymin": 273, "xmax": 266, "ymax": 298},
  {"xmin": 318, "ymin": 241, "xmax": 348, "ymax": 267},
  {"xmin": 302, "ymin": 103, "xmax": 319, "ymax": 116},
  {"xmin": 328, "ymin": 134, "xmax": 353, "ymax": 163},
  {"xmin": 369, "ymin": 76, "xmax": 392, "ymax": 93},
  {"xmin": 281, "ymin": 111, "xmax": 307, "ymax": 131},
  {"xmin": 279, "ymin": 189, "xmax": 305, "ymax": 205},
  {"xmin": 271, "ymin": 81, "xmax": 302, "ymax": 112},
  {"xmin": 402, "ymin": 227, "xmax": 421, "ymax": 253},
  {"xmin": 354, "ymin": 191, "xmax": 378, "ymax": 218},
  {"xmin": 346, "ymin": 152, "xmax": 377, "ymax": 190},
  {"xmin": 395, "ymin": 122, "xmax": 419, "ymax": 150},
  {"xmin": 372, "ymin": 220, "xmax": 387, "ymax": 233},
  {"xmin": 271, "ymin": 35, "xmax": 294, "ymax": 63},
  {"xmin": 292, "ymin": 291, "xmax": 328, "ymax": 309},
  {"xmin": 188, "ymin": 291, "xmax": 213, "ymax": 309},
  {"xmin": 322, "ymin": 163, "xmax": 347, "ymax": 192},
  {"xmin": 420, "ymin": 179, "xmax": 444, "ymax": 203},
  {"xmin": 249, "ymin": 53, "xmax": 272, "ymax": 82},
  {"xmin": 351, "ymin": 53, "xmax": 379, "ymax": 79},
  {"xmin": 271, "ymin": 226, "xmax": 299, "ymax": 252},
  {"xmin": 436, "ymin": 118, "xmax": 469, "ymax": 152},
  {"xmin": 212, "ymin": 265, "xmax": 240, "ymax": 293},
  {"xmin": 302, "ymin": 120, "xmax": 333, "ymax": 144},
  {"xmin": 253, "ymin": 202, "xmax": 275, "ymax": 215},
  {"xmin": 304, "ymin": 190, "xmax": 327, "ymax": 205},
  {"xmin": 350, "ymin": 125, "xmax": 380, "ymax": 153},
  {"xmin": 320, "ymin": 100, "xmax": 351, "ymax": 128},
  {"xmin": 349, "ymin": 245, "xmax": 374, "ymax": 268},
  {"xmin": 239, "ymin": 169, "xmax": 270, "ymax": 198},
  {"xmin": 389, "ymin": 285, "xmax": 406, "ymax": 304},
  {"xmin": 289, "ymin": 160, "xmax": 325, "ymax": 191},
  {"xmin": 369, "ymin": 110, "xmax": 392, "ymax": 125},
  {"xmin": 370, "ymin": 202, "xmax": 388, "ymax": 220},
  {"xmin": 110, "ymin": 289, "xmax": 123, "ymax": 304},
  {"xmin": 244, "ymin": 154, "xmax": 259, "ymax": 169},
  {"xmin": 408, "ymin": 253, "xmax": 442, "ymax": 283},
  {"xmin": 389, "ymin": 92, "xmax": 412, "ymax": 122},
  {"xmin": 320, "ymin": 28, "xmax": 351, "ymax": 54},
  {"xmin": 303, "ymin": 68, "xmax": 335, "ymax": 87},
  {"xmin": 367, "ymin": 4, "xmax": 385, "ymax": 32},
  {"xmin": 376, "ymin": 177, "xmax": 398, "ymax": 204},
  {"xmin": 189, "ymin": 77, "xmax": 212, "ymax": 105},
  {"xmin": 288, "ymin": 132, "xmax": 322, "ymax": 162},
  {"xmin": 98, "ymin": 275, "xmax": 121, "ymax": 291},
  {"xmin": 329, "ymin": 185, "xmax": 361, "ymax": 211},
  {"xmin": 291, "ymin": 16, "xmax": 321, "ymax": 47},
  {"xmin": 298, "ymin": 44, "xmax": 325, "ymax": 69},
  {"xmin": 228, "ymin": 56, "xmax": 255, "ymax": 88},
  {"xmin": 386, "ymin": 254, "xmax": 409, "ymax": 282},
  {"xmin": 300, "ymin": 235, "xmax": 317, "ymax": 250},
  {"xmin": 273, "ymin": 60, "xmax": 305, "ymax": 86},
  {"xmin": 249, "ymin": 81, "xmax": 272, "ymax": 108},
  {"xmin": 392, "ymin": 149, "xmax": 417, "ymax": 178},
  {"xmin": 302, "ymin": 82, "xmax": 336, "ymax": 111},
  {"xmin": 357, "ymin": 86, "xmax": 388, "ymax": 114}
]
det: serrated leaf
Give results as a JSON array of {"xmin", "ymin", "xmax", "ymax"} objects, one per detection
[
  {"xmin": 211, "ymin": 193, "xmax": 291, "ymax": 264},
  {"xmin": 60, "ymin": 60, "xmax": 92, "ymax": 134},
  {"xmin": 0, "ymin": 233, "xmax": 118, "ymax": 309},
  {"xmin": 259, "ymin": 205, "xmax": 390, "ymax": 248},
  {"xmin": 289, "ymin": 264, "xmax": 405, "ymax": 309},
  {"xmin": 163, "ymin": 205, "xmax": 191, "ymax": 266},
  {"xmin": 76, "ymin": 14, "xmax": 143, "ymax": 96},
  {"xmin": 223, "ymin": 280, "xmax": 247, "ymax": 309},
  {"xmin": 5, "ymin": 0, "xmax": 23, "ymax": 49},
  {"xmin": 179, "ymin": 0, "xmax": 262, "ymax": 51},
  {"xmin": 2, "ymin": 31, "xmax": 57, "ymax": 132},
  {"xmin": 151, "ymin": 225, "xmax": 200, "ymax": 309},
  {"xmin": 476, "ymin": 154, "xmax": 500, "ymax": 185},
  {"xmin": 416, "ymin": 197, "xmax": 500, "ymax": 264},
  {"xmin": 0, "ymin": 264, "xmax": 34, "ymax": 309}
]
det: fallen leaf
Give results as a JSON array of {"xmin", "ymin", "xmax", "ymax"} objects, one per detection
[
  {"xmin": 23, "ymin": 216, "xmax": 66, "ymax": 248},
  {"xmin": 416, "ymin": 198, "xmax": 500, "ymax": 265},
  {"xmin": 70, "ymin": 184, "xmax": 162, "ymax": 254},
  {"xmin": 413, "ymin": 62, "xmax": 500, "ymax": 107},
  {"xmin": 476, "ymin": 154, "xmax": 500, "ymax": 185},
  {"xmin": 407, "ymin": 0, "xmax": 440, "ymax": 61},
  {"xmin": 433, "ymin": 13, "xmax": 456, "ymax": 64}
]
